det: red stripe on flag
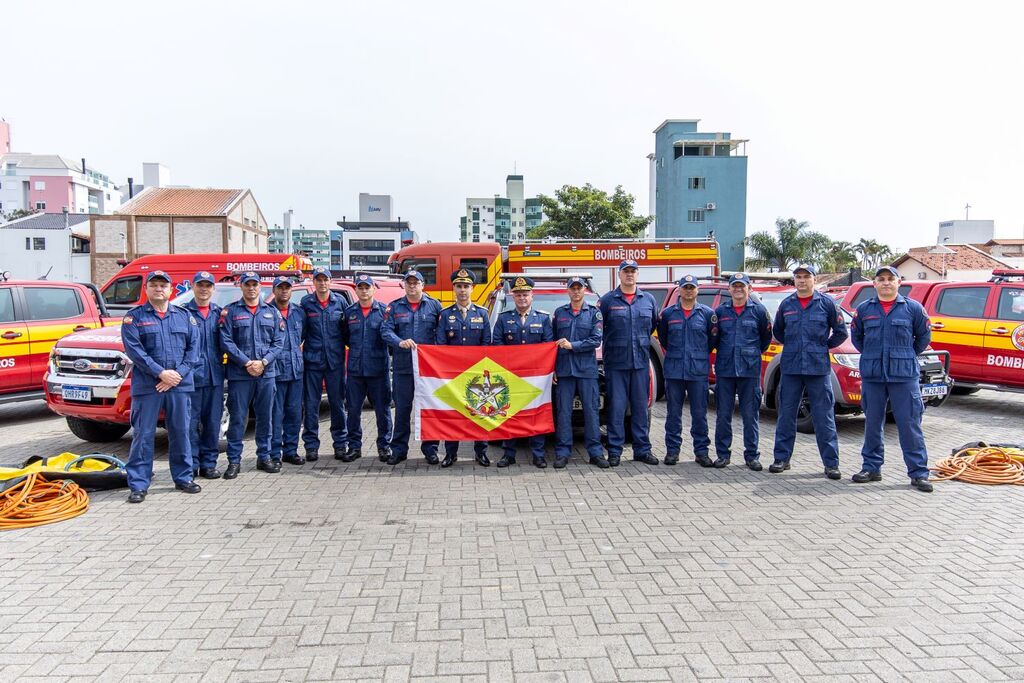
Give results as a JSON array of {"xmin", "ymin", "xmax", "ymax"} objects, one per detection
[
  {"xmin": 417, "ymin": 342, "xmax": 557, "ymax": 379},
  {"xmin": 418, "ymin": 405, "xmax": 554, "ymax": 441}
]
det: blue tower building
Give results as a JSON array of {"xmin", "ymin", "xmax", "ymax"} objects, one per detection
[{"xmin": 652, "ymin": 119, "xmax": 748, "ymax": 271}]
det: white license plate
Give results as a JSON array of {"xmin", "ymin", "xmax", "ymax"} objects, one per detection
[
  {"xmin": 921, "ymin": 383, "xmax": 947, "ymax": 397},
  {"xmin": 572, "ymin": 396, "xmax": 604, "ymax": 410},
  {"xmin": 62, "ymin": 385, "xmax": 92, "ymax": 402}
]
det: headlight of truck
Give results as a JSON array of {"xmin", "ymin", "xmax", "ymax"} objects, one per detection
[{"xmin": 831, "ymin": 353, "xmax": 860, "ymax": 370}]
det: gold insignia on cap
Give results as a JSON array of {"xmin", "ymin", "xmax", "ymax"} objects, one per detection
[
  {"xmin": 515, "ymin": 277, "xmax": 526, "ymax": 287},
  {"xmin": 458, "ymin": 269, "xmax": 469, "ymax": 278}
]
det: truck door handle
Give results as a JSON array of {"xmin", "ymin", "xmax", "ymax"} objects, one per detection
[
  {"xmin": 1, "ymin": 330, "xmax": 22, "ymax": 339},
  {"xmin": 991, "ymin": 327, "xmax": 1009, "ymax": 334},
  {"xmin": 930, "ymin": 322, "xmax": 945, "ymax": 330},
  {"xmin": 73, "ymin": 325, "xmax": 90, "ymax": 332}
]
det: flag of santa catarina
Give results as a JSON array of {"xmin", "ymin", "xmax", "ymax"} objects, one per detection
[{"xmin": 413, "ymin": 342, "xmax": 557, "ymax": 441}]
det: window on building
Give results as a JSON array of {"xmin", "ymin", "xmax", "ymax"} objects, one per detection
[
  {"xmin": 349, "ymin": 255, "xmax": 389, "ymax": 266},
  {"xmin": 487, "ymin": 207, "xmax": 493, "ymax": 213},
  {"xmin": 688, "ymin": 177, "xmax": 706, "ymax": 190},
  {"xmin": 35, "ymin": 201, "xmax": 46, "ymax": 210},
  {"xmin": 24, "ymin": 287, "xmax": 83, "ymax": 321},
  {"xmin": 71, "ymin": 236, "xmax": 90, "ymax": 254},
  {"xmin": 348, "ymin": 239, "xmax": 395, "ymax": 251},
  {"xmin": 688, "ymin": 209, "xmax": 705, "ymax": 223},
  {"xmin": 935, "ymin": 286, "xmax": 991, "ymax": 318},
  {"xmin": 35, "ymin": 181, "xmax": 46, "ymax": 190}
]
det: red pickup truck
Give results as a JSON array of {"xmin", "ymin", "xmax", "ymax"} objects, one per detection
[
  {"xmin": 0, "ymin": 277, "xmax": 120, "ymax": 405},
  {"xmin": 44, "ymin": 277, "xmax": 403, "ymax": 442}
]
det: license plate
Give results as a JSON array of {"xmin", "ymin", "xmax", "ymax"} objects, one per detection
[
  {"xmin": 62, "ymin": 385, "xmax": 92, "ymax": 402},
  {"xmin": 572, "ymin": 395, "xmax": 604, "ymax": 410},
  {"xmin": 921, "ymin": 383, "xmax": 947, "ymax": 397}
]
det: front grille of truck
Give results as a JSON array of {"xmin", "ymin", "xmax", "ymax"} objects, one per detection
[{"xmin": 51, "ymin": 349, "xmax": 130, "ymax": 380}]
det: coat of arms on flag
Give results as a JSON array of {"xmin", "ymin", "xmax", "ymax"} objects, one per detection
[{"xmin": 413, "ymin": 343, "xmax": 557, "ymax": 441}]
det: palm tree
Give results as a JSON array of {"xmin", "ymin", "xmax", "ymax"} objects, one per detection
[
  {"xmin": 819, "ymin": 241, "xmax": 859, "ymax": 273},
  {"xmin": 744, "ymin": 218, "xmax": 830, "ymax": 272}
]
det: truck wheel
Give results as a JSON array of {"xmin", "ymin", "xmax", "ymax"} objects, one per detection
[
  {"xmin": 795, "ymin": 392, "xmax": 815, "ymax": 434},
  {"xmin": 951, "ymin": 386, "xmax": 980, "ymax": 396},
  {"xmin": 66, "ymin": 417, "xmax": 130, "ymax": 442}
]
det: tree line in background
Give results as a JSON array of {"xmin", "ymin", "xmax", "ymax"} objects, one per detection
[{"xmin": 744, "ymin": 218, "xmax": 897, "ymax": 274}]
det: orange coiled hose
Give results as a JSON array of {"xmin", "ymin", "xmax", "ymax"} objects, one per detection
[
  {"xmin": 0, "ymin": 473, "xmax": 89, "ymax": 530},
  {"xmin": 931, "ymin": 448, "xmax": 1024, "ymax": 485}
]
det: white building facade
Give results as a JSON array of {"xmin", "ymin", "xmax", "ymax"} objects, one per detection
[
  {"xmin": 459, "ymin": 175, "xmax": 543, "ymax": 245},
  {"xmin": 0, "ymin": 212, "xmax": 92, "ymax": 282},
  {"xmin": 1, "ymin": 153, "xmax": 121, "ymax": 217}
]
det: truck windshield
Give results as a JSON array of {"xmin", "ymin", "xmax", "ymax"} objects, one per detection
[{"xmin": 173, "ymin": 286, "xmax": 273, "ymax": 308}]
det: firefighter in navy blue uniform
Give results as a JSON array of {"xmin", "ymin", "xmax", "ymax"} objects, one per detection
[
  {"xmin": 552, "ymin": 276, "xmax": 606, "ymax": 469},
  {"xmin": 270, "ymin": 276, "xmax": 306, "ymax": 467},
  {"xmin": 599, "ymin": 260, "xmax": 660, "ymax": 467},
  {"xmin": 220, "ymin": 272, "xmax": 285, "ymax": 477},
  {"xmin": 183, "ymin": 271, "xmax": 225, "ymax": 479},
  {"xmin": 435, "ymin": 269, "xmax": 493, "ymax": 468},
  {"xmin": 121, "ymin": 270, "xmax": 201, "ymax": 503},
  {"xmin": 299, "ymin": 266, "xmax": 348, "ymax": 461},
  {"xmin": 770, "ymin": 264, "xmax": 849, "ymax": 479},
  {"xmin": 381, "ymin": 270, "xmax": 443, "ymax": 466},
  {"xmin": 851, "ymin": 265, "xmax": 935, "ymax": 492},
  {"xmin": 341, "ymin": 274, "xmax": 393, "ymax": 464},
  {"xmin": 495, "ymin": 276, "xmax": 554, "ymax": 468},
  {"xmin": 713, "ymin": 273, "xmax": 774, "ymax": 470},
  {"xmin": 657, "ymin": 274, "xmax": 718, "ymax": 466}
]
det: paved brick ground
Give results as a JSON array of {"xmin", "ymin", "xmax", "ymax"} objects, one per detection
[{"xmin": 2, "ymin": 392, "xmax": 1023, "ymax": 682}]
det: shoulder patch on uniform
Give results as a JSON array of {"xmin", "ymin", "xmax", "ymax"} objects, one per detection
[
  {"xmin": 123, "ymin": 315, "xmax": 133, "ymax": 324},
  {"xmin": 190, "ymin": 315, "xmax": 197, "ymax": 325}
]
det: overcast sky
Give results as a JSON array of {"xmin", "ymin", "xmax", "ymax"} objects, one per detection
[{"xmin": 4, "ymin": 0, "xmax": 1022, "ymax": 249}]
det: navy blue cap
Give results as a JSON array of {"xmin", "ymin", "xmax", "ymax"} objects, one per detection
[
  {"xmin": 793, "ymin": 264, "xmax": 817, "ymax": 276},
  {"xmin": 451, "ymin": 268, "xmax": 475, "ymax": 285},
  {"xmin": 355, "ymin": 273, "xmax": 375, "ymax": 287},
  {"xmin": 875, "ymin": 265, "xmax": 901, "ymax": 279},
  {"xmin": 619, "ymin": 259, "xmax": 640, "ymax": 271},
  {"xmin": 403, "ymin": 269, "xmax": 424, "ymax": 283},
  {"xmin": 272, "ymin": 276, "xmax": 293, "ymax": 288},
  {"xmin": 510, "ymin": 276, "xmax": 534, "ymax": 292},
  {"xmin": 311, "ymin": 266, "xmax": 332, "ymax": 279},
  {"xmin": 146, "ymin": 270, "xmax": 171, "ymax": 283},
  {"xmin": 566, "ymin": 276, "xmax": 587, "ymax": 288},
  {"xmin": 677, "ymin": 274, "xmax": 699, "ymax": 288},
  {"xmin": 239, "ymin": 271, "xmax": 260, "ymax": 284},
  {"xmin": 192, "ymin": 271, "xmax": 215, "ymax": 285},
  {"xmin": 728, "ymin": 272, "xmax": 751, "ymax": 285}
]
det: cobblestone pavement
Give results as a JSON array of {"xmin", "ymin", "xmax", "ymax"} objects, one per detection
[{"xmin": 2, "ymin": 391, "xmax": 1023, "ymax": 682}]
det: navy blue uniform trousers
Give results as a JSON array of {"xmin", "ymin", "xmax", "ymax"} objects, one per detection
[
  {"xmin": 189, "ymin": 385, "xmax": 223, "ymax": 471},
  {"xmin": 227, "ymin": 377, "xmax": 275, "ymax": 464},
  {"xmin": 861, "ymin": 380, "xmax": 928, "ymax": 479},
  {"xmin": 127, "ymin": 392, "xmax": 192, "ymax": 491},
  {"xmin": 554, "ymin": 377, "xmax": 603, "ymax": 460},
  {"xmin": 272, "ymin": 378, "xmax": 303, "ymax": 461},
  {"xmin": 664, "ymin": 379, "xmax": 710, "ymax": 457},
  {"xmin": 714, "ymin": 376, "xmax": 762, "ymax": 462},
  {"xmin": 605, "ymin": 368, "xmax": 652, "ymax": 458},
  {"xmin": 773, "ymin": 374, "xmax": 840, "ymax": 468},
  {"xmin": 302, "ymin": 365, "xmax": 346, "ymax": 453},
  {"xmin": 347, "ymin": 375, "xmax": 393, "ymax": 452}
]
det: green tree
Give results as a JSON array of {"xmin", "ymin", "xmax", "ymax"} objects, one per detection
[
  {"xmin": 743, "ymin": 217, "xmax": 830, "ymax": 271},
  {"xmin": 819, "ymin": 241, "xmax": 860, "ymax": 273},
  {"xmin": 527, "ymin": 184, "xmax": 652, "ymax": 240},
  {"xmin": 855, "ymin": 238, "xmax": 895, "ymax": 270}
]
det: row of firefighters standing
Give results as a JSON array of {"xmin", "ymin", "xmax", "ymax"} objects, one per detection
[{"xmin": 118, "ymin": 260, "xmax": 935, "ymax": 503}]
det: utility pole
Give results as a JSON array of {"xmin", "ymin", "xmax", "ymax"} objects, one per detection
[{"xmin": 965, "ymin": 203, "xmax": 971, "ymax": 220}]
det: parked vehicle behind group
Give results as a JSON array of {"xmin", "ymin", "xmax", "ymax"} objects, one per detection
[{"xmin": 1, "ymin": 275, "xmax": 120, "ymax": 405}]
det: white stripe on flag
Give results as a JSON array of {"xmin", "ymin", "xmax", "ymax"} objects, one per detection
[{"xmin": 415, "ymin": 374, "xmax": 552, "ymax": 412}]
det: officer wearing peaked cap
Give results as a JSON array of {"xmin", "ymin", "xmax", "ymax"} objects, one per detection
[
  {"xmin": 851, "ymin": 265, "xmax": 935, "ymax": 492},
  {"xmin": 713, "ymin": 272, "xmax": 773, "ymax": 470},
  {"xmin": 220, "ymin": 272, "xmax": 285, "ymax": 477},
  {"xmin": 657, "ymin": 274, "xmax": 718, "ymax": 467},
  {"xmin": 381, "ymin": 269, "xmax": 444, "ymax": 466},
  {"xmin": 435, "ymin": 268, "xmax": 493, "ymax": 467},
  {"xmin": 182, "ymin": 271, "xmax": 226, "ymax": 480},
  {"xmin": 495, "ymin": 276, "xmax": 553, "ymax": 468},
  {"xmin": 341, "ymin": 273, "xmax": 394, "ymax": 464},
  {"xmin": 121, "ymin": 270, "xmax": 201, "ymax": 503},
  {"xmin": 270, "ymin": 275, "xmax": 306, "ymax": 468},
  {"xmin": 770, "ymin": 263, "xmax": 848, "ymax": 479},
  {"xmin": 599, "ymin": 260, "xmax": 659, "ymax": 467},
  {"xmin": 552, "ymin": 276, "xmax": 605, "ymax": 469},
  {"xmin": 299, "ymin": 265, "xmax": 348, "ymax": 462}
]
